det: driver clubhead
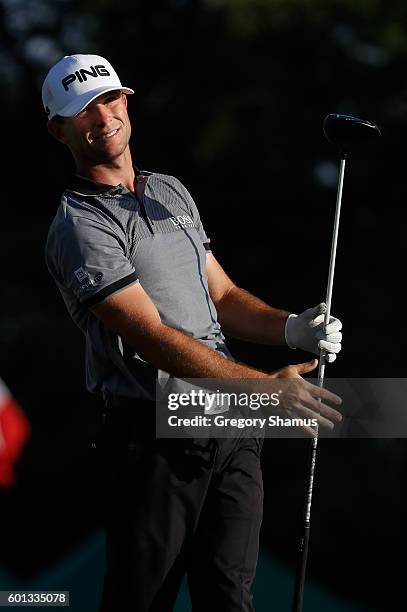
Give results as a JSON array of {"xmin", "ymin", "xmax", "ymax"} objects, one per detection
[{"xmin": 323, "ymin": 113, "xmax": 381, "ymax": 154}]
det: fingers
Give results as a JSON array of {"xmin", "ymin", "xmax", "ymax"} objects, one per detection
[
  {"xmin": 303, "ymin": 302, "xmax": 327, "ymax": 324},
  {"xmin": 318, "ymin": 340, "xmax": 341, "ymax": 354},
  {"xmin": 302, "ymin": 394, "xmax": 342, "ymax": 423},
  {"xmin": 309, "ymin": 314, "xmax": 342, "ymax": 331},
  {"xmin": 286, "ymin": 401, "xmax": 336, "ymax": 431},
  {"xmin": 272, "ymin": 359, "xmax": 319, "ymax": 380},
  {"xmin": 317, "ymin": 317, "xmax": 342, "ymax": 362},
  {"xmin": 294, "ymin": 358, "xmax": 318, "ymax": 375},
  {"xmin": 324, "ymin": 318, "xmax": 342, "ymax": 334},
  {"xmin": 287, "ymin": 395, "xmax": 342, "ymax": 431},
  {"xmin": 279, "ymin": 376, "xmax": 342, "ymax": 433},
  {"xmin": 316, "ymin": 330, "xmax": 342, "ymax": 343},
  {"xmin": 308, "ymin": 313, "xmax": 324, "ymax": 328},
  {"xmin": 304, "ymin": 408, "xmax": 334, "ymax": 431},
  {"xmin": 304, "ymin": 380, "xmax": 342, "ymax": 406},
  {"xmin": 287, "ymin": 305, "xmax": 342, "ymax": 365},
  {"xmin": 303, "ymin": 425, "xmax": 318, "ymax": 438}
]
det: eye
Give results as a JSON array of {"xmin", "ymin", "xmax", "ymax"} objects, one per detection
[
  {"xmin": 106, "ymin": 94, "xmax": 120, "ymax": 104},
  {"xmin": 74, "ymin": 108, "xmax": 88, "ymax": 118}
]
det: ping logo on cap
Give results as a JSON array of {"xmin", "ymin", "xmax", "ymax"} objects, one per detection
[
  {"xmin": 42, "ymin": 54, "xmax": 134, "ymax": 119},
  {"xmin": 61, "ymin": 65, "xmax": 111, "ymax": 91}
]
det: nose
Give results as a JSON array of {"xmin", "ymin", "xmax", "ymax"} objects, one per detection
[{"xmin": 90, "ymin": 103, "xmax": 112, "ymax": 126}]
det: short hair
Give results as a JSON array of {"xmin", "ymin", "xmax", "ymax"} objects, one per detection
[{"xmin": 50, "ymin": 114, "xmax": 64, "ymax": 124}]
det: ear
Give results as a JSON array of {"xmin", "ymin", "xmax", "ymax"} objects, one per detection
[{"xmin": 47, "ymin": 119, "xmax": 67, "ymax": 144}]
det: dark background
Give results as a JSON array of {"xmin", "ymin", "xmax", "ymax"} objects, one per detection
[{"xmin": 0, "ymin": 1, "xmax": 405, "ymax": 610}]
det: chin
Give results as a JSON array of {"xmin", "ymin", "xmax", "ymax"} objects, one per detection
[{"xmin": 92, "ymin": 142, "xmax": 127, "ymax": 163}]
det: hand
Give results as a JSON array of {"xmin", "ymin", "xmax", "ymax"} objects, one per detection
[
  {"xmin": 285, "ymin": 302, "xmax": 342, "ymax": 363},
  {"xmin": 271, "ymin": 358, "xmax": 342, "ymax": 436}
]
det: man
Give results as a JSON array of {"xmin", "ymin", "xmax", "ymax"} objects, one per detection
[{"xmin": 43, "ymin": 54, "xmax": 342, "ymax": 611}]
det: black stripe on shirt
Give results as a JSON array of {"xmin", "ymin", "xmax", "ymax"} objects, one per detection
[{"xmin": 83, "ymin": 272, "xmax": 139, "ymax": 308}]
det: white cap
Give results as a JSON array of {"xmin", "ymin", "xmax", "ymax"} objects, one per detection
[{"xmin": 41, "ymin": 54, "xmax": 134, "ymax": 120}]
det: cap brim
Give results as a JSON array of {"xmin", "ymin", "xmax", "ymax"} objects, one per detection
[{"xmin": 56, "ymin": 86, "xmax": 134, "ymax": 118}]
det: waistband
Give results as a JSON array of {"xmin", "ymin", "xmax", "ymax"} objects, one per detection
[{"xmin": 102, "ymin": 389, "xmax": 154, "ymax": 408}]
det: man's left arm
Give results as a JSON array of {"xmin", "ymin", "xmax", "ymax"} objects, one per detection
[
  {"xmin": 206, "ymin": 253, "xmax": 342, "ymax": 362},
  {"xmin": 206, "ymin": 253, "xmax": 289, "ymax": 345}
]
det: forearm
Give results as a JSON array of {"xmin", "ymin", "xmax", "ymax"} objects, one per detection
[
  {"xmin": 215, "ymin": 285, "xmax": 291, "ymax": 345},
  {"xmin": 92, "ymin": 295, "xmax": 270, "ymax": 381},
  {"xmin": 90, "ymin": 285, "xmax": 326, "ymax": 414},
  {"xmin": 138, "ymin": 322, "xmax": 270, "ymax": 379}
]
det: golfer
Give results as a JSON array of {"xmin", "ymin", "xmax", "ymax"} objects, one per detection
[{"xmin": 43, "ymin": 54, "xmax": 342, "ymax": 612}]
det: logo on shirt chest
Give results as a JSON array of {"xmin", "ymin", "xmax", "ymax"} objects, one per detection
[{"xmin": 169, "ymin": 214, "xmax": 194, "ymax": 229}]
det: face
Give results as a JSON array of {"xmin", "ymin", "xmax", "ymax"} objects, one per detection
[{"xmin": 49, "ymin": 90, "xmax": 131, "ymax": 168}]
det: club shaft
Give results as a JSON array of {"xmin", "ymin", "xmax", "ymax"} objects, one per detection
[
  {"xmin": 292, "ymin": 155, "xmax": 346, "ymax": 612},
  {"xmin": 291, "ymin": 438, "xmax": 316, "ymax": 612},
  {"xmin": 318, "ymin": 155, "xmax": 346, "ymax": 384}
]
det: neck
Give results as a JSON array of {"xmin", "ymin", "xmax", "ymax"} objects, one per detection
[{"xmin": 76, "ymin": 147, "xmax": 136, "ymax": 192}]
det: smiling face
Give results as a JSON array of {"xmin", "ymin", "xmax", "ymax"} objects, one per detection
[{"xmin": 48, "ymin": 90, "xmax": 132, "ymax": 171}]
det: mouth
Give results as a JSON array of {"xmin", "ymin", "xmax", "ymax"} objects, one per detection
[{"xmin": 91, "ymin": 128, "xmax": 120, "ymax": 142}]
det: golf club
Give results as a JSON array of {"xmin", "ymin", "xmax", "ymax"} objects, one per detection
[{"xmin": 291, "ymin": 113, "xmax": 381, "ymax": 612}]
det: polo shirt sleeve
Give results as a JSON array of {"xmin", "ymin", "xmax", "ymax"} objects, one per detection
[{"xmin": 46, "ymin": 214, "xmax": 138, "ymax": 308}]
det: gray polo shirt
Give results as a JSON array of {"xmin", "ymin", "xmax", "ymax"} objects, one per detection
[{"xmin": 45, "ymin": 171, "xmax": 231, "ymax": 399}]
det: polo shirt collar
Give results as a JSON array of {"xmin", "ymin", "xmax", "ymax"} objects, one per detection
[{"xmin": 66, "ymin": 167, "xmax": 142, "ymax": 196}]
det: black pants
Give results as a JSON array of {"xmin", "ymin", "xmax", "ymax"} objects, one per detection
[{"xmin": 97, "ymin": 397, "xmax": 264, "ymax": 612}]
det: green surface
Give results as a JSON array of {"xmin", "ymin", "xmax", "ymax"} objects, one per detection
[{"xmin": 0, "ymin": 533, "xmax": 368, "ymax": 612}]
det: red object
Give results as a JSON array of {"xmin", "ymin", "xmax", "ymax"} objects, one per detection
[{"xmin": 0, "ymin": 380, "xmax": 31, "ymax": 487}]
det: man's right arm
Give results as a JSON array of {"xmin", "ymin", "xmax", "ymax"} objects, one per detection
[
  {"xmin": 91, "ymin": 283, "xmax": 342, "ymax": 431},
  {"xmin": 91, "ymin": 282, "xmax": 269, "ymax": 380}
]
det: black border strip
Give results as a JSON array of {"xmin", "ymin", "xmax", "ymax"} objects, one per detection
[{"xmin": 83, "ymin": 272, "xmax": 139, "ymax": 308}]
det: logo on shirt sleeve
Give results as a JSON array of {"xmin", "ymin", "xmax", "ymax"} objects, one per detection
[
  {"xmin": 74, "ymin": 267, "xmax": 103, "ymax": 295},
  {"xmin": 74, "ymin": 267, "xmax": 89, "ymax": 282}
]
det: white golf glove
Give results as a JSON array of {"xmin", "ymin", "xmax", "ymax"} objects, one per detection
[{"xmin": 285, "ymin": 303, "xmax": 342, "ymax": 363}]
